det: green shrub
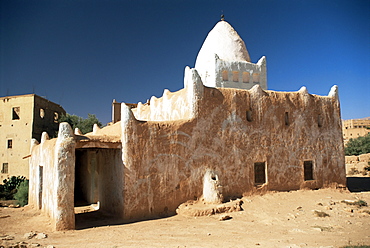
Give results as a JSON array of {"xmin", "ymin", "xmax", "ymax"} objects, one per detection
[
  {"xmin": 0, "ymin": 176, "xmax": 27, "ymax": 200},
  {"xmin": 345, "ymin": 133, "xmax": 370, "ymax": 156},
  {"xmin": 14, "ymin": 180, "xmax": 29, "ymax": 207}
]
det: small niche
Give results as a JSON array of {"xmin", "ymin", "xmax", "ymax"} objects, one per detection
[
  {"xmin": 317, "ymin": 114, "xmax": 322, "ymax": 127},
  {"xmin": 246, "ymin": 110, "xmax": 252, "ymax": 122},
  {"xmin": 284, "ymin": 112, "xmax": 289, "ymax": 126}
]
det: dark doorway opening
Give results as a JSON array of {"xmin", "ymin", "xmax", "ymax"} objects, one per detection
[
  {"xmin": 254, "ymin": 162, "xmax": 266, "ymax": 185},
  {"xmin": 74, "ymin": 148, "xmax": 124, "ymax": 229}
]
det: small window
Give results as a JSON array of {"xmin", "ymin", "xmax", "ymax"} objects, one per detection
[
  {"xmin": 253, "ymin": 73, "xmax": 260, "ymax": 83},
  {"xmin": 232, "ymin": 71, "xmax": 239, "ymax": 82},
  {"xmin": 285, "ymin": 112, "xmax": 289, "ymax": 126},
  {"xmin": 54, "ymin": 112, "xmax": 59, "ymax": 123},
  {"xmin": 318, "ymin": 114, "xmax": 322, "ymax": 127},
  {"xmin": 1, "ymin": 163, "xmax": 8, "ymax": 174},
  {"xmin": 242, "ymin": 72, "xmax": 250, "ymax": 83},
  {"xmin": 7, "ymin": 139, "xmax": 12, "ymax": 149},
  {"xmin": 304, "ymin": 161, "xmax": 314, "ymax": 181},
  {"xmin": 12, "ymin": 107, "xmax": 20, "ymax": 120},
  {"xmin": 222, "ymin": 70, "xmax": 228, "ymax": 81},
  {"xmin": 254, "ymin": 162, "xmax": 266, "ymax": 185},
  {"xmin": 246, "ymin": 110, "xmax": 252, "ymax": 122},
  {"xmin": 40, "ymin": 109, "xmax": 45, "ymax": 119}
]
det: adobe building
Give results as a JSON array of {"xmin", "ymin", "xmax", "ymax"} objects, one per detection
[
  {"xmin": 342, "ymin": 117, "xmax": 370, "ymax": 144},
  {"xmin": 0, "ymin": 94, "xmax": 65, "ymax": 180},
  {"xmin": 28, "ymin": 20, "xmax": 346, "ymax": 231}
]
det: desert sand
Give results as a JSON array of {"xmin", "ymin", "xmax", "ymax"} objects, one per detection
[{"xmin": 1, "ymin": 185, "xmax": 370, "ymax": 248}]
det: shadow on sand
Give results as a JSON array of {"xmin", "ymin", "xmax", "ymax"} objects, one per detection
[
  {"xmin": 75, "ymin": 210, "xmax": 126, "ymax": 230},
  {"xmin": 75, "ymin": 210, "xmax": 175, "ymax": 230},
  {"xmin": 347, "ymin": 177, "xmax": 370, "ymax": 192}
]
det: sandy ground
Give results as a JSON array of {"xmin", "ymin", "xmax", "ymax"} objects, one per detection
[{"xmin": 1, "ymin": 187, "xmax": 370, "ymax": 248}]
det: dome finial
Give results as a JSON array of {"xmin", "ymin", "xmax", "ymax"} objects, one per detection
[{"xmin": 221, "ymin": 10, "xmax": 224, "ymax": 21}]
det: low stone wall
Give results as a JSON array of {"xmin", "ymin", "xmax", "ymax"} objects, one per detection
[{"xmin": 345, "ymin": 153, "xmax": 370, "ymax": 176}]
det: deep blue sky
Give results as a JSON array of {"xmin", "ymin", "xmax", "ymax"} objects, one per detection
[{"xmin": 1, "ymin": 0, "xmax": 369, "ymax": 124}]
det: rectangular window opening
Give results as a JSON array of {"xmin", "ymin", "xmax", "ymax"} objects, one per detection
[
  {"xmin": 232, "ymin": 71, "xmax": 239, "ymax": 82},
  {"xmin": 242, "ymin": 72, "xmax": 250, "ymax": 83},
  {"xmin": 253, "ymin": 73, "xmax": 260, "ymax": 83},
  {"xmin": 1, "ymin": 163, "xmax": 8, "ymax": 174},
  {"xmin": 304, "ymin": 160, "xmax": 314, "ymax": 181},
  {"xmin": 254, "ymin": 162, "xmax": 266, "ymax": 185},
  {"xmin": 7, "ymin": 139, "xmax": 12, "ymax": 149},
  {"xmin": 222, "ymin": 70, "xmax": 228, "ymax": 81},
  {"xmin": 12, "ymin": 107, "xmax": 20, "ymax": 120}
]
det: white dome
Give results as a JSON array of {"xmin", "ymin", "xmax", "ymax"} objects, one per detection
[{"xmin": 195, "ymin": 21, "xmax": 250, "ymax": 69}]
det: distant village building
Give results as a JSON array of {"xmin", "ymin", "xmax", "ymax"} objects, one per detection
[
  {"xmin": 0, "ymin": 94, "xmax": 65, "ymax": 180},
  {"xmin": 342, "ymin": 117, "xmax": 370, "ymax": 144},
  {"xmin": 29, "ymin": 20, "xmax": 345, "ymax": 231}
]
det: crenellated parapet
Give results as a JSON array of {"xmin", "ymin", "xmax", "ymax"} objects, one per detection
[{"xmin": 128, "ymin": 67, "xmax": 204, "ymax": 122}]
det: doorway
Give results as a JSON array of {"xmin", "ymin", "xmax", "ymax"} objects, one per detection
[{"xmin": 74, "ymin": 148, "xmax": 124, "ymax": 229}]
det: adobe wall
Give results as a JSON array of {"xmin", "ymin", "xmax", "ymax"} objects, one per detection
[
  {"xmin": 29, "ymin": 123, "xmax": 75, "ymax": 231},
  {"xmin": 121, "ymin": 78, "xmax": 345, "ymax": 220}
]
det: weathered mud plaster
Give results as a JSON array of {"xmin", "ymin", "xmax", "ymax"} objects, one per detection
[
  {"xmin": 119, "ymin": 83, "xmax": 345, "ymax": 220},
  {"xmin": 29, "ymin": 19, "xmax": 345, "ymax": 230},
  {"xmin": 29, "ymin": 123, "xmax": 76, "ymax": 231},
  {"xmin": 54, "ymin": 123, "xmax": 75, "ymax": 230}
]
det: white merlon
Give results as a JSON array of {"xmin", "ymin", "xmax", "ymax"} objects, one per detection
[
  {"xmin": 57, "ymin": 122, "xmax": 74, "ymax": 141},
  {"xmin": 298, "ymin": 86, "xmax": 308, "ymax": 94},
  {"xmin": 328, "ymin": 85, "xmax": 339, "ymax": 99},
  {"xmin": 93, "ymin": 124, "xmax": 101, "ymax": 134},
  {"xmin": 250, "ymin": 84, "xmax": 265, "ymax": 96},
  {"xmin": 74, "ymin": 128, "xmax": 82, "ymax": 135},
  {"xmin": 30, "ymin": 138, "xmax": 39, "ymax": 153},
  {"xmin": 41, "ymin": 132, "xmax": 49, "ymax": 143}
]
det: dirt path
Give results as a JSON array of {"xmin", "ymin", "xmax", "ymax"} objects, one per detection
[{"xmin": 1, "ymin": 188, "xmax": 369, "ymax": 248}]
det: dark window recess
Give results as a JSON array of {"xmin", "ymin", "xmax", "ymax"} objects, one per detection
[
  {"xmin": 254, "ymin": 162, "xmax": 266, "ymax": 185},
  {"xmin": 304, "ymin": 161, "xmax": 314, "ymax": 181},
  {"xmin": 318, "ymin": 114, "xmax": 323, "ymax": 127},
  {"xmin": 12, "ymin": 107, "xmax": 20, "ymax": 120},
  {"xmin": 1, "ymin": 163, "xmax": 8, "ymax": 174},
  {"xmin": 246, "ymin": 110, "xmax": 252, "ymax": 122},
  {"xmin": 284, "ymin": 112, "xmax": 289, "ymax": 126},
  {"xmin": 7, "ymin": 139, "xmax": 12, "ymax": 149},
  {"xmin": 54, "ymin": 112, "xmax": 59, "ymax": 123}
]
